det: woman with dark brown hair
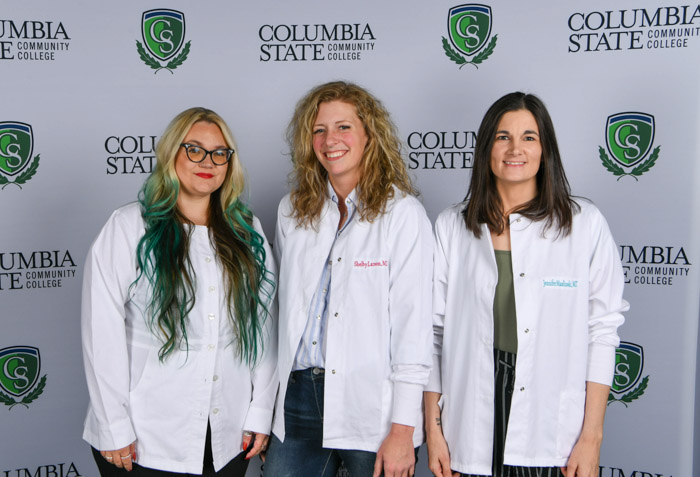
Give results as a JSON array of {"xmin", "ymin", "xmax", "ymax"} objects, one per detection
[{"xmin": 424, "ymin": 92, "xmax": 628, "ymax": 477}]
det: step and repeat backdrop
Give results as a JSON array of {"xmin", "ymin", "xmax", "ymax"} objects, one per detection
[{"xmin": 2, "ymin": 1, "xmax": 699, "ymax": 476}]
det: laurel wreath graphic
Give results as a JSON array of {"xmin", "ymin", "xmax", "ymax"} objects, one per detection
[
  {"xmin": 136, "ymin": 40, "xmax": 191, "ymax": 74},
  {"xmin": 599, "ymin": 146, "xmax": 660, "ymax": 181},
  {"xmin": 607, "ymin": 375, "xmax": 649, "ymax": 407},
  {"xmin": 0, "ymin": 375, "xmax": 47, "ymax": 410},
  {"xmin": 0, "ymin": 154, "xmax": 40, "ymax": 190},
  {"xmin": 442, "ymin": 35, "xmax": 498, "ymax": 69}
]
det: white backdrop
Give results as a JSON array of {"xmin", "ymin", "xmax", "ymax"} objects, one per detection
[{"xmin": 1, "ymin": 1, "xmax": 699, "ymax": 476}]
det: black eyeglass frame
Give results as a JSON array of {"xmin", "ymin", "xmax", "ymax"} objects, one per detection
[{"xmin": 180, "ymin": 143, "xmax": 234, "ymax": 165}]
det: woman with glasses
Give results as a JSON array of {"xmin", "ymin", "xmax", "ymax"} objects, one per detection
[
  {"xmin": 424, "ymin": 92, "xmax": 628, "ymax": 477},
  {"xmin": 82, "ymin": 107, "xmax": 277, "ymax": 476},
  {"xmin": 264, "ymin": 81, "xmax": 433, "ymax": 477}
]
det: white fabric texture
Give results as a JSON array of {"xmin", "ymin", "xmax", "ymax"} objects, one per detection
[{"xmin": 82, "ymin": 202, "xmax": 278, "ymax": 474}]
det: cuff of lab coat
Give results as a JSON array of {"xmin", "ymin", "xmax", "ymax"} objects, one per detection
[
  {"xmin": 391, "ymin": 382, "xmax": 423, "ymax": 428},
  {"xmin": 425, "ymin": 354, "xmax": 442, "ymax": 393},
  {"xmin": 83, "ymin": 412, "xmax": 136, "ymax": 451},
  {"xmin": 243, "ymin": 405, "xmax": 274, "ymax": 435},
  {"xmin": 586, "ymin": 341, "xmax": 616, "ymax": 385}
]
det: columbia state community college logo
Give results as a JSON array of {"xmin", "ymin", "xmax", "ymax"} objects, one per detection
[
  {"xmin": 0, "ymin": 122, "xmax": 40, "ymax": 190},
  {"xmin": 608, "ymin": 341, "xmax": 649, "ymax": 407},
  {"xmin": 442, "ymin": 4, "xmax": 498, "ymax": 69},
  {"xmin": 136, "ymin": 9, "xmax": 190, "ymax": 73},
  {"xmin": 599, "ymin": 112, "xmax": 660, "ymax": 180},
  {"xmin": 0, "ymin": 346, "xmax": 47, "ymax": 410}
]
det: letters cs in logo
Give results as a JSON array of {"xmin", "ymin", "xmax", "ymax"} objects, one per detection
[
  {"xmin": 0, "ymin": 122, "xmax": 41, "ymax": 190},
  {"xmin": 599, "ymin": 112, "xmax": 661, "ymax": 180},
  {"xmin": 0, "ymin": 346, "xmax": 47, "ymax": 409},
  {"xmin": 442, "ymin": 4, "xmax": 498, "ymax": 70},
  {"xmin": 136, "ymin": 9, "xmax": 191, "ymax": 74},
  {"xmin": 608, "ymin": 341, "xmax": 649, "ymax": 407}
]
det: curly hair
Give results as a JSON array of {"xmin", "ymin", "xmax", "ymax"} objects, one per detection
[
  {"xmin": 134, "ymin": 107, "xmax": 274, "ymax": 364},
  {"xmin": 287, "ymin": 81, "xmax": 416, "ymax": 227}
]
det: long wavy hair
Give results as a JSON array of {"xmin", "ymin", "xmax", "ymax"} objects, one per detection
[
  {"xmin": 133, "ymin": 107, "xmax": 273, "ymax": 364},
  {"xmin": 287, "ymin": 81, "xmax": 417, "ymax": 227},
  {"xmin": 462, "ymin": 92, "xmax": 579, "ymax": 238}
]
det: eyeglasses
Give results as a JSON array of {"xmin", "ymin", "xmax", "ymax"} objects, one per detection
[{"xmin": 180, "ymin": 143, "xmax": 234, "ymax": 165}]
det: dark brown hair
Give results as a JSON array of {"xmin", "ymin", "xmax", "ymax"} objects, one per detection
[{"xmin": 462, "ymin": 92, "xmax": 579, "ymax": 238}]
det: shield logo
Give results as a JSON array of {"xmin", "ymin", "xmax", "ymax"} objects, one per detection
[
  {"xmin": 605, "ymin": 112, "xmax": 655, "ymax": 167},
  {"xmin": 0, "ymin": 122, "xmax": 33, "ymax": 177},
  {"xmin": 611, "ymin": 342, "xmax": 643, "ymax": 394},
  {"xmin": 447, "ymin": 4, "xmax": 492, "ymax": 57},
  {"xmin": 0, "ymin": 346, "xmax": 40, "ymax": 397},
  {"xmin": 142, "ymin": 9, "xmax": 185, "ymax": 61}
]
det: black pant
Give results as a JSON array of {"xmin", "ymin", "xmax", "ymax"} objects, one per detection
[{"xmin": 91, "ymin": 423, "xmax": 249, "ymax": 477}]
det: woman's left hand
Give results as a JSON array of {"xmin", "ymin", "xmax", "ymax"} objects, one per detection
[
  {"xmin": 560, "ymin": 434, "xmax": 601, "ymax": 477},
  {"xmin": 242, "ymin": 431, "xmax": 269, "ymax": 460},
  {"xmin": 561, "ymin": 381, "xmax": 607, "ymax": 476}
]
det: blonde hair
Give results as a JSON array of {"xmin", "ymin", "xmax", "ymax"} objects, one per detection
[
  {"xmin": 153, "ymin": 107, "xmax": 245, "ymax": 212},
  {"xmin": 136, "ymin": 107, "xmax": 273, "ymax": 363},
  {"xmin": 287, "ymin": 81, "xmax": 416, "ymax": 227}
]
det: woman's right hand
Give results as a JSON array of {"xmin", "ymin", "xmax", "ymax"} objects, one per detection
[
  {"xmin": 424, "ymin": 391, "xmax": 454, "ymax": 477},
  {"xmin": 100, "ymin": 442, "xmax": 137, "ymax": 471},
  {"xmin": 426, "ymin": 428, "xmax": 455, "ymax": 477}
]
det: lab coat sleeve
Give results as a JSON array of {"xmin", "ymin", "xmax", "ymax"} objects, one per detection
[
  {"xmin": 385, "ymin": 196, "xmax": 434, "ymax": 427},
  {"xmin": 81, "ymin": 208, "xmax": 139, "ymax": 450},
  {"xmin": 273, "ymin": 195, "xmax": 291, "ymax": 270},
  {"xmin": 243, "ymin": 217, "xmax": 279, "ymax": 434},
  {"xmin": 425, "ymin": 209, "xmax": 452, "ymax": 394},
  {"xmin": 585, "ymin": 206, "xmax": 629, "ymax": 385}
]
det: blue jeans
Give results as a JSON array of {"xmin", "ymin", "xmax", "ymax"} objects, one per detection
[{"xmin": 263, "ymin": 368, "xmax": 377, "ymax": 477}]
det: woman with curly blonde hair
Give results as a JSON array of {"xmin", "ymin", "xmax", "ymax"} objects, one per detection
[
  {"xmin": 82, "ymin": 107, "xmax": 277, "ymax": 476},
  {"xmin": 265, "ymin": 82, "xmax": 433, "ymax": 477}
]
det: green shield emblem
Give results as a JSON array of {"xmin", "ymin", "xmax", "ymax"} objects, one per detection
[
  {"xmin": 448, "ymin": 4, "xmax": 492, "ymax": 57},
  {"xmin": 142, "ymin": 9, "xmax": 185, "ymax": 61},
  {"xmin": 0, "ymin": 346, "xmax": 40, "ymax": 397},
  {"xmin": 611, "ymin": 342, "xmax": 643, "ymax": 394},
  {"xmin": 606, "ymin": 113, "xmax": 655, "ymax": 167},
  {"xmin": 0, "ymin": 122, "xmax": 33, "ymax": 177}
]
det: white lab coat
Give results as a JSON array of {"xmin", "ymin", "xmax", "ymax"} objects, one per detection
[
  {"xmin": 273, "ymin": 187, "xmax": 433, "ymax": 451},
  {"xmin": 82, "ymin": 202, "xmax": 277, "ymax": 474},
  {"xmin": 426, "ymin": 200, "xmax": 628, "ymax": 474}
]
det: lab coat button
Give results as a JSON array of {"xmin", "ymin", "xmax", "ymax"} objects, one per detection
[
  {"xmin": 331, "ymin": 369, "xmax": 336, "ymax": 374},
  {"xmin": 209, "ymin": 285, "xmax": 216, "ymax": 292},
  {"xmin": 208, "ymin": 344, "xmax": 215, "ymax": 351},
  {"xmin": 337, "ymin": 257, "xmax": 342, "ymax": 262},
  {"xmin": 334, "ymin": 312, "xmax": 339, "ymax": 317},
  {"xmin": 213, "ymin": 375, "xmax": 219, "ymax": 381},
  {"xmin": 208, "ymin": 313, "xmax": 215, "ymax": 320},
  {"xmin": 520, "ymin": 387, "xmax": 525, "ymax": 392},
  {"xmin": 519, "ymin": 273, "xmax": 525, "ymax": 278},
  {"xmin": 213, "ymin": 408, "xmax": 219, "ymax": 414},
  {"xmin": 205, "ymin": 257, "xmax": 212, "ymax": 263},
  {"xmin": 524, "ymin": 328, "xmax": 530, "ymax": 333}
]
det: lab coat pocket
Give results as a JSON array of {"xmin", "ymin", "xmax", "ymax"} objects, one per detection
[
  {"xmin": 129, "ymin": 343, "xmax": 158, "ymax": 394},
  {"xmin": 556, "ymin": 389, "xmax": 586, "ymax": 458}
]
